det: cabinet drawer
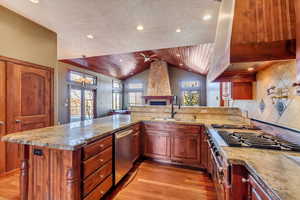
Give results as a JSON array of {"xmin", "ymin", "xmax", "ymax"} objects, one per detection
[
  {"xmin": 83, "ymin": 160, "xmax": 112, "ymax": 196},
  {"xmin": 83, "ymin": 175, "xmax": 113, "ymax": 200},
  {"xmin": 83, "ymin": 136, "xmax": 112, "ymax": 160},
  {"xmin": 83, "ymin": 147, "xmax": 112, "ymax": 178}
]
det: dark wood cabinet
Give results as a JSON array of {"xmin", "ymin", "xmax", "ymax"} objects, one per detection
[
  {"xmin": 232, "ymin": 82, "xmax": 253, "ymax": 100},
  {"xmin": 170, "ymin": 132, "xmax": 201, "ymax": 167},
  {"xmin": 144, "ymin": 130, "xmax": 171, "ymax": 160},
  {"xmin": 143, "ymin": 122, "xmax": 203, "ymax": 167}
]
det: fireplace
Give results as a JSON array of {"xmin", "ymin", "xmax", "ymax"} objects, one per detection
[{"xmin": 143, "ymin": 60, "xmax": 173, "ymax": 105}]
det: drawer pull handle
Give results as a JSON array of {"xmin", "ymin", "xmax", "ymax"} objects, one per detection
[
  {"xmin": 100, "ymin": 191, "xmax": 104, "ymax": 195},
  {"xmin": 99, "ymin": 159, "xmax": 104, "ymax": 162}
]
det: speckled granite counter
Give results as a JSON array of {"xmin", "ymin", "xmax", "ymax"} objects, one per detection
[
  {"xmin": 1, "ymin": 114, "xmax": 246, "ymax": 150},
  {"xmin": 207, "ymin": 127, "xmax": 300, "ymax": 200},
  {"xmin": 1, "ymin": 114, "xmax": 140, "ymax": 150}
]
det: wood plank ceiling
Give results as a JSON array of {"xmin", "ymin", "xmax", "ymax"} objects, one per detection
[{"xmin": 60, "ymin": 43, "xmax": 214, "ymax": 80}]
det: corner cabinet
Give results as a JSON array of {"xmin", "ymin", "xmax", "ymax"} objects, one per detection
[{"xmin": 142, "ymin": 122, "xmax": 203, "ymax": 168}]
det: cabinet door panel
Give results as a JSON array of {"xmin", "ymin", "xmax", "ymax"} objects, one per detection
[
  {"xmin": 0, "ymin": 61, "xmax": 6, "ymax": 173},
  {"xmin": 171, "ymin": 134, "xmax": 200, "ymax": 165},
  {"xmin": 144, "ymin": 132, "xmax": 170, "ymax": 160},
  {"xmin": 6, "ymin": 62, "xmax": 52, "ymax": 171}
]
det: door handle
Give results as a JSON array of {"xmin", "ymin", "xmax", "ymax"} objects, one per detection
[
  {"xmin": 0, "ymin": 121, "xmax": 4, "ymax": 125},
  {"xmin": 15, "ymin": 120, "xmax": 22, "ymax": 123}
]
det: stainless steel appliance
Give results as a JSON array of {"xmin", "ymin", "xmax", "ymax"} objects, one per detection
[
  {"xmin": 216, "ymin": 130, "xmax": 300, "ymax": 152},
  {"xmin": 115, "ymin": 129, "xmax": 134, "ymax": 184}
]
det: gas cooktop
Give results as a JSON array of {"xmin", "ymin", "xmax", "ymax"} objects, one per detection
[
  {"xmin": 217, "ymin": 130, "xmax": 300, "ymax": 152},
  {"xmin": 211, "ymin": 124, "xmax": 261, "ymax": 130}
]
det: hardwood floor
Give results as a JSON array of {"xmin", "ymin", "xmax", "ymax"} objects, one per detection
[
  {"xmin": 0, "ymin": 161, "xmax": 216, "ymax": 200},
  {"xmin": 107, "ymin": 160, "xmax": 217, "ymax": 200},
  {"xmin": 0, "ymin": 172, "xmax": 19, "ymax": 200}
]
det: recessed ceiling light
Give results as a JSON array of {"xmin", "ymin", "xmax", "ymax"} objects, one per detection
[
  {"xmin": 203, "ymin": 15, "xmax": 212, "ymax": 21},
  {"xmin": 119, "ymin": 59, "xmax": 123, "ymax": 62},
  {"xmin": 137, "ymin": 25, "xmax": 144, "ymax": 31},
  {"xmin": 87, "ymin": 34, "xmax": 94, "ymax": 39},
  {"xmin": 248, "ymin": 67, "xmax": 255, "ymax": 71},
  {"xmin": 176, "ymin": 28, "xmax": 181, "ymax": 33},
  {"xmin": 29, "ymin": 0, "xmax": 39, "ymax": 3},
  {"xmin": 176, "ymin": 54, "xmax": 180, "ymax": 57},
  {"xmin": 179, "ymin": 63, "xmax": 183, "ymax": 66}
]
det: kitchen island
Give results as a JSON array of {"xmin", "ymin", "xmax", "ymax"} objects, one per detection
[{"xmin": 2, "ymin": 114, "xmax": 300, "ymax": 200}]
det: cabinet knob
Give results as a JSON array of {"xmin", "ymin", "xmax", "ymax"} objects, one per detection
[
  {"xmin": 0, "ymin": 121, "xmax": 4, "ymax": 126},
  {"xmin": 99, "ymin": 159, "xmax": 104, "ymax": 162},
  {"xmin": 15, "ymin": 120, "xmax": 22, "ymax": 123},
  {"xmin": 100, "ymin": 144, "xmax": 104, "ymax": 148},
  {"xmin": 100, "ymin": 174, "xmax": 104, "ymax": 178},
  {"xmin": 242, "ymin": 178, "xmax": 249, "ymax": 183},
  {"xmin": 100, "ymin": 191, "xmax": 104, "ymax": 195}
]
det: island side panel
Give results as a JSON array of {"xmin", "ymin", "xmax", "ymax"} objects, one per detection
[{"xmin": 20, "ymin": 145, "xmax": 81, "ymax": 200}]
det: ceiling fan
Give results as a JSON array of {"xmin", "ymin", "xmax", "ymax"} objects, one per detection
[{"xmin": 140, "ymin": 53, "xmax": 158, "ymax": 63}]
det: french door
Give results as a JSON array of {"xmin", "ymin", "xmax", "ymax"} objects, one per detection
[{"xmin": 69, "ymin": 86, "xmax": 96, "ymax": 122}]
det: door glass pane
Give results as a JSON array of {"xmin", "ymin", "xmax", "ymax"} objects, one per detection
[
  {"xmin": 182, "ymin": 90, "xmax": 200, "ymax": 106},
  {"xmin": 128, "ymin": 92, "xmax": 142, "ymax": 106},
  {"xmin": 113, "ymin": 92, "xmax": 121, "ymax": 110},
  {"xmin": 84, "ymin": 90, "xmax": 95, "ymax": 120},
  {"xmin": 70, "ymin": 88, "xmax": 82, "ymax": 122}
]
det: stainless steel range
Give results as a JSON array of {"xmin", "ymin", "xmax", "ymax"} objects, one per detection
[{"xmin": 212, "ymin": 124, "xmax": 300, "ymax": 152}]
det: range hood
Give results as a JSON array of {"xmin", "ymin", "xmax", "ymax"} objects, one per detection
[
  {"xmin": 143, "ymin": 60, "xmax": 173, "ymax": 105},
  {"xmin": 208, "ymin": 0, "xmax": 297, "ymax": 82}
]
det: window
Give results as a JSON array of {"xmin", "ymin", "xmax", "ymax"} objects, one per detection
[
  {"xmin": 112, "ymin": 80, "xmax": 122, "ymax": 110},
  {"xmin": 128, "ymin": 92, "xmax": 143, "ymax": 106},
  {"xmin": 180, "ymin": 80, "xmax": 201, "ymax": 106},
  {"xmin": 126, "ymin": 82, "xmax": 143, "ymax": 107},
  {"xmin": 128, "ymin": 83, "xmax": 143, "ymax": 90},
  {"xmin": 68, "ymin": 71, "xmax": 96, "ymax": 122},
  {"xmin": 69, "ymin": 71, "xmax": 97, "ymax": 86}
]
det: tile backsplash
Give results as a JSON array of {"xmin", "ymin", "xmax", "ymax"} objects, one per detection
[{"xmin": 232, "ymin": 60, "xmax": 300, "ymax": 131}]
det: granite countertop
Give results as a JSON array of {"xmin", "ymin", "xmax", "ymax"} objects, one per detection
[
  {"xmin": 1, "ymin": 114, "xmax": 246, "ymax": 150},
  {"xmin": 1, "ymin": 115, "xmax": 140, "ymax": 150},
  {"xmin": 207, "ymin": 127, "xmax": 300, "ymax": 200}
]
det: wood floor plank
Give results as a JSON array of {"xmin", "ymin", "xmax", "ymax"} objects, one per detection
[
  {"xmin": 0, "ymin": 161, "xmax": 217, "ymax": 200},
  {"xmin": 107, "ymin": 160, "xmax": 217, "ymax": 200}
]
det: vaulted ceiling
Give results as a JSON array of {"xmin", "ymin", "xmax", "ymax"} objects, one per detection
[
  {"xmin": 0, "ymin": 0, "xmax": 220, "ymax": 59},
  {"xmin": 60, "ymin": 43, "xmax": 214, "ymax": 80}
]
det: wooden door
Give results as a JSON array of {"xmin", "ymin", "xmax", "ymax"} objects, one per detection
[
  {"xmin": 144, "ymin": 131, "xmax": 170, "ymax": 160},
  {"xmin": 0, "ymin": 61, "xmax": 6, "ymax": 173},
  {"xmin": 6, "ymin": 62, "xmax": 52, "ymax": 171},
  {"xmin": 170, "ymin": 133, "xmax": 201, "ymax": 166}
]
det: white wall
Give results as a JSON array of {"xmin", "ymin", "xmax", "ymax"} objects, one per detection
[{"xmin": 206, "ymin": 82, "xmax": 220, "ymax": 107}]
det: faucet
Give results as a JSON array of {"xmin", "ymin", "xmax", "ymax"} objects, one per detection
[{"xmin": 170, "ymin": 96, "xmax": 181, "ymax": 119}]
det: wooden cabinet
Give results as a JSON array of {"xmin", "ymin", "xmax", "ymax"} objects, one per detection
[
  {"xmin": 170, "ymin": 132, "xmax": 201, "ymax": 167},
  {"xmin": 296, "ymin": 0, "xmax": 300, "ymax": 84},
  {"xmin": 143, "ymin": 122, "xmax": 203, "ymax": 167},
  {"xmin": 232, "ymin": 82, "xmax": 253, "ymax": 100},
  {"xmin": 144, "ymin": 130, "xmax": 170, "ymax": 160}
]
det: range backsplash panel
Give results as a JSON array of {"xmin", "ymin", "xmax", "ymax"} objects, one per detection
[{"xmin": 232, "ymin": 60, "xmax": 300, "ymax": 131}]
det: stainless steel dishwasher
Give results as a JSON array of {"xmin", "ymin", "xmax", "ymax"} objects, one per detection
[{"xmin": 115, "ymin": 129, "xmax": 134, "ymax": 184}]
